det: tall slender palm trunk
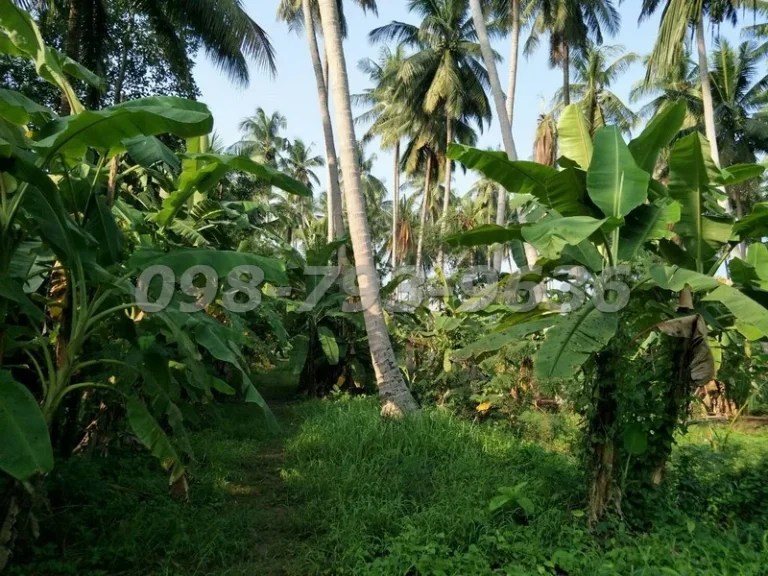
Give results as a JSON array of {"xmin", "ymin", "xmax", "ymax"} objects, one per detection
[
  {"xmin": 392, "ymin": 141, "xmax": 400, "ymax": 269},
  {"xmin": 302, "ymin": 0, "xmax": 346, "ymax": 261},
  {"xmin": 437, "ymin": 116, "xmax": 454, "ymax": 271},
  {"xmin": 469, "ymin": 0, "xmax": 536, "ymax": 272},
  {"xmin": 415, "ymin": 154, "xmax": 433, "ymax": 277},
  {"xmin": 61, "ymin": 0, "xmax": 81, "ymax": 115},
  {"xmin": 317, "ymin": 0, "xmax": 418, "ymax": 416},
  {"xmin": 505, "ymin": 0, "xmax": 520, "ymax": 124},
  {"xmin": 696, "ymin": 14, "xmax": 728, "ymax": 214},
  {"xmin": 562, "ymin": 43, "xmax": 571, "ymax": 106}
]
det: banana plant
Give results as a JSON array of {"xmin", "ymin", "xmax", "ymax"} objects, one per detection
[
  {"xmin": 446, "ymin": 102, "xmax": 768, "ymax": 521},
  {"xmin": 0, "ymin": 2, "xmax": 310, "ymax": 486},
  {"xmin": 275, "ymin": 240, "xmax": 371, "ymax": 396}
]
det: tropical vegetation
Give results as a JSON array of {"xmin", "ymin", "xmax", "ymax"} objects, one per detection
[{"xmin": 2, "ymin": 0, "xmax": 768, "ymax": 574}]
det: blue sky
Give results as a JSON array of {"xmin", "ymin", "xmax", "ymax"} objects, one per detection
[{"xmin": 193, "ymin": 0, "xmax": 743, "ymax": 198}]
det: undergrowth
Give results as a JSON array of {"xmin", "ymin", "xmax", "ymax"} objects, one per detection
[{"xmin": 10, "ymin": 398, "xmax": 768, "ymax": 575}]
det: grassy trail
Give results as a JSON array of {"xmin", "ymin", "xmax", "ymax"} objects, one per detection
[{"xmin": 11, "ymin": 398, "xmax": 768, "ymax": 575}]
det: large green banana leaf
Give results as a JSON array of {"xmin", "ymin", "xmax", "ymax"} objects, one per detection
[
  {"xmin": 734, "ymin": 202, "xmax": 768, "ymax": 240},
  {"xmin": 190, "ymin": 317, "xmax": 273, "ymax": 418},
  {"xmin": 544, "ymin": 165, "xmax": 593, "ymax": 217},
  {"xmin": 317, "ymin": 326, "xmax": 340, "ymax": 366},
  {"xmin": 557, "ymin": 105, "xmax": 593, "ymax": 169},
  {"xmin": 0, "ymin": 0, "xmax": 84, "ymax": 112},
  {"xmin": 84, "ymin": 196, "xmax": 124, "ymax": 265},
  {"xmin": 534, "ymin": 300, "xmax": 618, "ymax": 380},
  {"xmin": 704, "ymin": 285, "xmax": 768, "ymax": 338},
  {"xmin": 717, "ymin": 164, "xmax": 766, "ymax": 187},
  {"xmin": 128, "ymin": 248, "xmax": 288, "ymax": 286},
  {"xmin": 587, "ymin": 126, "xmax": 650, "ymax": 222},
  {"xmin": 444, "ymin": 224, "xmax": 523, "ymax": 248},
  {"xmin": 126, "ymin": 396, "xmax": 185, "ymax": 483},
  {"xmin": 668, "ymin": 133, "xmax": 731, "ymax": 269},
  {"xmin": 627, "ymin": 101, "xmax": 686, "ymax": 174},
  {"xmin": 124, "ymin": 136, "xmax": 181, "ymax": 172},
  {"xmin": 618, "ymin": 199, "xmax": 681, "ymax": 261},
  {"xmin": 155, "ymin": 153, "xmax": 311, "ymax": 226},
  {"xmin": 522, "ymin": 216, "xmax": 606, "ymax": 260},
  {"xmin": 34, "ymin": 97, "xmax": 213, "ymax": 160},
  {"xmin": 0, "ymin": 275, "xmax": 45, "ymax": 322},
  {"xmin": 5, "ymin": 155, "xmax": 88, "ymax": 264},
  {"xmin": 0, "ymin": 370, "xmax": 54, "ymax": 480},
  {"xmin": 447, "ymin": 143, "xmax": 556, "ymax": 201},
  {"xmin": 649, "ymin": 265, "xmax": 721, "ymax": 292},
  {"xmin": 454, "ymin": 317, "xmax": 556, "ymax": 360},
  {"xmin": 0, "ymin": 88, "xmax": 54, "ymax": 125}
]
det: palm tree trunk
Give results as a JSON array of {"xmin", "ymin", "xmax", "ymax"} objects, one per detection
[
  {"xmin": 470, "ymin": 0, "xmax": 517, "ymax": 160},
  {"xmin": 469, "ymin": 0, "xmax": 536, "ymax": 272},
  {"xmin": 505, "ymin": 0, "xmax": 520, "ymax": 125},
  {"xmin": 302, "ymin": 0, "xmax": 346, "ymax": 262},
  {"xmin": 113, "ymin": 10, "xmax": 135, "ymax": 107},
  {"xmin": 61, "ymin": 0, "xmax": 81, "ymax": 115},
  {"xmin": 437, "ymin": 116, "xmax": 454, "ymax": 271},
  {"xmin": 317, "ymin": 0, "xmax": 418, "ymax": 416},
  {"xmin": 323, "ymin": 44, "xmax": 330, "ymax": 98},
  {"xmin": 106, "ymin": 11, "xmax": 137, "ymax": 206},
  {"xmin": 696, "ymin": 14, "xmax": 727, "ymax": 212},
  {"xmin": 416, "ymin": 154, "xmax": 432, "ymax": 278},
  {"xmin": 562, "ymin": 43, "xmax": 571, "ymax": 106},
  {"xmin": 392, "ymin": 140, "xmax": 400, "ymax": 269}
]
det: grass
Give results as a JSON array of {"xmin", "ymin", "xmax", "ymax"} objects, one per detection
[{"xmin": 10, "ymin": 398, "xmax": 768, "ymax": 575}]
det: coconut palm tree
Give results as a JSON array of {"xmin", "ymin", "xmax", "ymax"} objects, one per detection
[
  {"xmin": 742, "ymin": 0, "xmax": 768, "ymax": 57},
  {"xmin": 524, "ymin": 0, "xmax": 621, "ymax": 106},
  {"xmin": 357, "ymin": 146, "xmax": 393, "ymax": 263},
  {"xmin": 401, "ymin": 111, "xmax": 477, "ymax": 276},
  {"xmin": 468, "ymin": 0, "xmax": 526, "ymax": 272},
  {"xmin": 556, "ymin": 42, "xmax": 640, "ymax": 135},
  {"xmin": 630, "ymin": 53, "xmax": 703, "ymax": 127},
  {"xmin": 371, "ymin": 0, "xmax": 492, "ymax": 272},
  {"xmin": 640, "ymin": 0, "xmax": 759, "ymax": 182},
  {"xmin": 468, "ymin": 174, "xmax": 501, "ymax": 264},
  {"xmin": 232, "ymin": 108, "xmax": 288, "ymax": 167},
  {"xmin": 281, "ymin": 139, "xmax": 325, "ymax": 192},
  {"xmin": 709, "ymin": 39, "xmax": 768, "ymax": 219},
  {"xmin": 277, "ymin": 0, "xmax": 377, "ymax": 262},
  {"xmin": 316, "ymin": 0, "xmax": 419, "ymax": 416},
  {"xmin": 355, "ymin": 45, "xmax": 413, "ymax": 269},
  {"xmin": 409, "ymin": 139, "xmax": 441, "ymax": 277},
  {"xmin": 494, "ymin": 0, "xmax": 524, "ymax": 124},
  {"xmin": 633, "ymin": 40, "xmax": 768, "ymax": 193}
]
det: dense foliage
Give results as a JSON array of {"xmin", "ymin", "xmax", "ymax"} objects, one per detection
[{"xmin": 2, "ymin": 0, "xmax": 768, "ymax": 574}]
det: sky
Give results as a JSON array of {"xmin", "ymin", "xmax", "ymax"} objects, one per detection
[{"xmin": 192, "ymin": 0, "xmax": 744, "ymax": 200}]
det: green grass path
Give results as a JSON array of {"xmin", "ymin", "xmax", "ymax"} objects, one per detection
[{"xmin": 11, "ymin": 399, "xmax": 768, "ymax": 575}]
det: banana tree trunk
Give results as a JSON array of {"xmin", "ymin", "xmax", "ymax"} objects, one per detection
[
  {"xmin": 696, "ymin": 14, "xmax": 726, "ymax": 211},
  {"xmin": 302, "ymin": 0, "xmax": 346, "ymax": 262},
  {"xmin": 437, "ymin": 116, "xmax": 454, "ymax": 271},
  {"xmin": 469, "ymin": 0, "xmax": 536, "ymax": 272},
  {"xmin": 416, "ymin": 154, "xmax": 432, "ymax": 278},
  {"xmin": 317, "ymin": 0, "xmax": 418, "ymax": 416},
  {"xmin": 392, "ymin": 140, "xmax": 400, "ymax": 269}
]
